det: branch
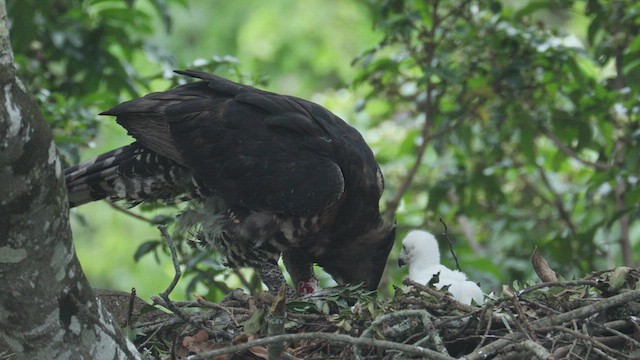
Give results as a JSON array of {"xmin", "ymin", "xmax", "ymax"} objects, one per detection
[
  {"xmin": 384, "ymin": 92, "xmax": 483, "ymax": 219},
  {"xmin": 614, "ymin": 174, "xmax": 632, "ymax": 266},
  {"xmin": 159, "ymin": 225, "xmax": 180, "ymax": 297},
  {"xmin": 540, "ymin": 326, "xmax": 635, "ymax": 359},
  {"xmin": 383, "ymin": 0, "xmax": 441, "ymax": 220},
  {"xmin": 534, "ymin": 163, "xmax": 578, "ymax": 236},
  {"xmin": 612, "ymin": 30, "xmax": 633, "ymax": 267},
  {"xmin": 516, "ymin": 279, "xmax": 602, "ymax": 296},
  {"xmin": 505, "ymin": 339, "xmax": 554, "ymax": 360},
  {"xmin": 232, "ymin": 268, "xmax": 255, "ymax": 294},
  {"xmin": 125, "ymin": 288, "xmax": 137, "ymax": 328},
  {"xmin": 186, "ymin": 332, "xmax": 455, "ymax": 360},
  {"xmin": 539, "ymin": 126, "xmax": 611, "ymax": 171},
  {"xmin": 588, "ymin": 320, "xmax": 640, "ymax": 349},
  {"xmin": 383, "ymin": 109, "xmax": 435, "ymax": 219},
  {"xmin": 268, "ymin": 285, "xmax": 287, "ymax": 360},
  {"xmin": 403, "ymin": 278, "xmax": 481, "ymax": 313},
  {"xmin": 445, "ymin": 190, "xmax": 484, "ymax": 254},
  {"xmin": 439, "ymin": 218, "xmax": 462, "ymax": 272},
  {"xmin": 152, "ymin": 225, "xmax": 208, "ymax": 333},
  {"xmin": 359, "ymin": 309, "xmax": 448, "ymax": 355},
  {"xmin": 465, "ymin": 289, "xmax": 640, "ymax": 360},
  {"xmin": 360, "ymin": 309, "xmax": 430, "ymax": 339},
  {"xmin": 108, "ymin": 202, "xmax": 155, "ymax": 223}
]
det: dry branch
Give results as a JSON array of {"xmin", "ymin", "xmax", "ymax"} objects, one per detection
[{"xmin": 120, "ymin": 253, "xmax": 640, "ymax": 360}]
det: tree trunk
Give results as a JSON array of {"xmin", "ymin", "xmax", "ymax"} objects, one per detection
[{"xmin": 0, "ymin": 1, "xmax": 139, "ymax": 358}]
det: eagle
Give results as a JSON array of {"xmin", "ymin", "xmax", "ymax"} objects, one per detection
[{"xmin": 65, "ymin": 70, "xmax": 396, "ymax": 296}]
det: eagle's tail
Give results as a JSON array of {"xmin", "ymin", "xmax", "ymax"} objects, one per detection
[{"xmin": 65, "ymin": 143, "xmax": 196, "ymax": 207}]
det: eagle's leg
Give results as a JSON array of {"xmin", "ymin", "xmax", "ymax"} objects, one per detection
[
  {"xmin": 254, "ymin": 259, "xmax": 296, "ymax": 297},
  {"xmin": 283, "ymin": 249, "xmax": 319, "ymax": 295}
]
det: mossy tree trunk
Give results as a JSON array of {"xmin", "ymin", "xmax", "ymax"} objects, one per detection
[{"xmin": 0, "ymin": 1, "xmax": 138, "ymax": 358}]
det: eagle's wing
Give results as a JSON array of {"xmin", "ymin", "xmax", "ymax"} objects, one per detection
[{"xmin": 102, "ymin": 70, "xmax": 345, "ymax": 215}]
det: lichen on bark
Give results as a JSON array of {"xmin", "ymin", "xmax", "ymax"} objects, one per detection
[{"xmin": 0, "ymin": 0, "xmax": 138, "ymax": 357}]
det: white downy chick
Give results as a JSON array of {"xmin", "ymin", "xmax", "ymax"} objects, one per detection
[{"xmin": 398, "ymin": 230, "xmax": 483, "ymax": 305}]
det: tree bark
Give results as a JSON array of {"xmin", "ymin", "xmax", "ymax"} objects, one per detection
[{"xmin": 0, "ymin": 1, "xmax": 139, "ymax": 358}]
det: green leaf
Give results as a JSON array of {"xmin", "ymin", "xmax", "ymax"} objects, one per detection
[
  {"xmin": 241, "ymin": 309, "xmax": 266, "ymax": 335},
  {"xmin": 133, "ymin": 240, "xmax": 160, "ymax": 262}
]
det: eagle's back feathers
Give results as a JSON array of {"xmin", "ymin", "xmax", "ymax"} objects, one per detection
[{"xmin": 65, "ymin": 70, "xmax": 395, "ymax": 293}]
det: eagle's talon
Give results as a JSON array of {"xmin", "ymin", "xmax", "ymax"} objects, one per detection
[{"xmin": 297, "ymin": 278, "xmax": 320, "ymax": 295}]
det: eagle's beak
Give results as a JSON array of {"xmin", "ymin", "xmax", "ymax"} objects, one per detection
[{"xmin": 398, "ymin": 257, "xmax": 406, "ymax": 267}]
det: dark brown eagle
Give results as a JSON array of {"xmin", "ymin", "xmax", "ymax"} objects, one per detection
[{"xmin": 65, "ymin": 70, "xmax": 395, "ymax": 296}]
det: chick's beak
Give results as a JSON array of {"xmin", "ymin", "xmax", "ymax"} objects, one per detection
[{"xmin": 398, "ymin": 248, "xmax": 408, "ymax": 267}]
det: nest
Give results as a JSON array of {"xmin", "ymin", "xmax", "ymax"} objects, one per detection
[{"xmin": 99, "ymin": 265, "xmax": 640, "ymax": 360}]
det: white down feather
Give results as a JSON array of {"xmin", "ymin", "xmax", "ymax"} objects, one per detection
[{"xmin": 399, "ymin": 230, "xmax": 483, "ymax": 305}]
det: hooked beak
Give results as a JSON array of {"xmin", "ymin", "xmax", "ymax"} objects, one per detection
[{"xmin": 398, "ymin": 257, "xmax": 406, "ymax": 267}]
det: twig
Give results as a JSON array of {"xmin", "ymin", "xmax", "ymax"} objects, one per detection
[
  {"xmin": 439, "ymin": 218, "xmax": 461, "ymax": 272},
  {"xmin": 197, "ymin": 298, "xmax": 245, "ymax": 326},
  {"xmin": 360, "ymin": 310, "xmax": 430, "ymax": 339},
  {"xmin": 465, "ymin": 289, "xmax": 640, "ymax": 360},
  {"xmin": 158, "ymin": 225, "xmax": 180, "ymax": 297},
  {"xmin": 108, "ymin": 202, "xmax": 155, "ymax": 223},
  {"xmin": 614, "ymin": 172, "xmax": 633, "ymax": 267},
  {"xmin": 403, "ymin": 278, "xmax": 446, "ymax": 300},
  {"xmin": 473, "ymin": 306, "xmax": 494, "ymax": 352},
  {"xmin": 153, "ymin": 225, "xmax": 207, "ymax": 333},
  {"xmin": 534, "ymin": 163, "xmax": 578, "ymax": 237},
  {"xmin": 136, "ymin": 316, "xmax": 173, "ymax": 351},
  {"xmin": 506, "ymin": 293, "xmax": 534, "ymax": 340},
  {"xmin": 516, "ymin": 280, "xmax": 602, "ymax": 296},
  {"xmin": 592, "ymin": 347, "xmax": 619, "ymax": 360},
  {"xmin": 383, "ymin": 0, "xmax": 443, "ymax": 220},
  {"xmin": 611, "ymin": 47, "xmax": 632, "ymax": 266},
  {"xmin": 232, "ymin": 268, "xmax": 255, "ymax": 293},
  {"xmin": 539, "ymin": 326, "xmax": 635, "ymax": 359},
  {"xmin": 360, "ymin": 309, "xmax": 448, "ymax": 355},
  {"xmin": 185, "ymin": 332, "xmax": 456, "ymax": 360},
  {"xmin": 589, "ymin": 320, "xmax": 640, "ymax": 348},
  {"xmin": 126, "ymin": 288, "xmax": 136, "ymax": 328},
  {"xmin": 403, "ymin": 278, "xmax": 481, "ymax": 313},
  {"xmin": 518, "ymin": 339, "xmax": 554, "ymax": 360},
  {"xmin": 268, "ymin": 285, "xmax": 287, "ymax": 360},
  {"xmin": 539, "ymin": 126, "xmax": 611, "ymax": 171},
  {"xmin": 445, "ymin": 190, "xmax": 483, "ymax": 254},
  {"xmin": 383, "ymin": 112, "xmax": 433, "ymax": 219}
]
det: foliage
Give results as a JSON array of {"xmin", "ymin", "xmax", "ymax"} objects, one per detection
[
  {"xmin": 8, "ymin": 0, "xmax": 186, "ymax": 163},
  {"xmin": 9, "ymin": 0, "xmax": 640, "ymax": 302},
  {"xmin": 356, "ymin": 0, "xmax": 640, "ymax": 290},
  {"xmin": 159, "ymin": 0, "xmax": 380, "ymax": 95},
  {"xmin": 116, "ymin": 269, "xmax": 640, "ymax": 359}
]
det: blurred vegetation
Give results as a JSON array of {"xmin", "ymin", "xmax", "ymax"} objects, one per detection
[
  {"xmin": 8, "ymin": 0, "xmax": 639, "ymax": 301},
  {"xmin": 359, "ymin": 0, "xmax": 640, "ymax": 289}
]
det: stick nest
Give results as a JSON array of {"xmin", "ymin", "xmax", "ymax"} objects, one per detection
[{"xmin": 101, "ymin": 266, "xmax": 640, "ymax": 359}]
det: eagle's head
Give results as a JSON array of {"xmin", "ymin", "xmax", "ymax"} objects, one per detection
[{"xmin": 318, "ymin": 221, "xmax": 396, "ymax": 291}]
